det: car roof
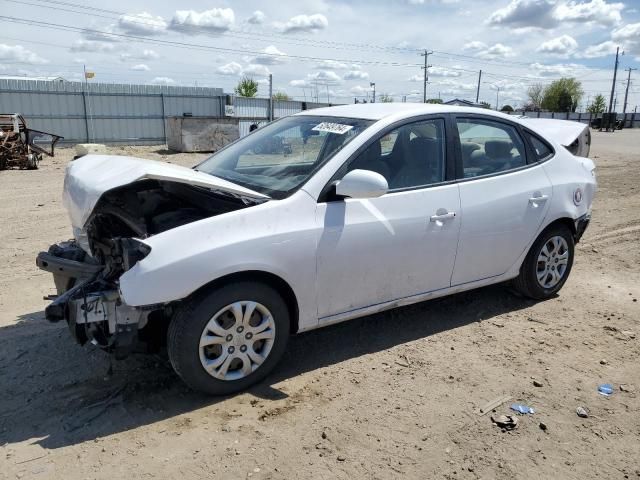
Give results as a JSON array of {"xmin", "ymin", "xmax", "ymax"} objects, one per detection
[{"xmin": 296, "ymin": 103, "xmax": 518, "ymax": 122}]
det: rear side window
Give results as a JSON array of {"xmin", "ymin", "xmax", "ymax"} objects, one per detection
[
  {"xmin": 525, "ymin": 132, "xmax": 553, "ymax": 161},
  {"xmin": 456, "ymin": 118, "xmax": 527, "ymax": 178}
]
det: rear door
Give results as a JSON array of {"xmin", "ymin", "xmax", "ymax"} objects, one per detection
[{"xmin": 451, "ymin": 115, "xmax": 552, "ymax": 285}]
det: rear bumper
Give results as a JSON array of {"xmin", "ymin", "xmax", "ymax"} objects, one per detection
[{"xmin": 574, "ymin": 213, "xmax": 590, "ymax": 243}]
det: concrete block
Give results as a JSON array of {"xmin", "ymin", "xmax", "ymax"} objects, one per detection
[
  {"xmin": 167, "ymin": 117, "xmax": 239, "ymax": 153},
  {"xmin": 75, "ymin": 143, "xmax": 107, "ymax": 156}
]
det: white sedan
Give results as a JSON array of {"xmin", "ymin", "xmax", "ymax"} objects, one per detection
[{"xmin": 37, "ymin": 104, "xmax": 596, "ymax": 395}]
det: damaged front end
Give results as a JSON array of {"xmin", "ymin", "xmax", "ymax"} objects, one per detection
[{"xmin": 37, "ymin": 161, "xmax": 263, "ymax": 358}]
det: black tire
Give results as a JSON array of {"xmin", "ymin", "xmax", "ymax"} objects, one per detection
[
  {"xmin": 167, "ymin": 281, "xmax": 290, "ymax": 395},
  {"xmin": 512, "ymin": 224, "xmax": 575, "ymax": 300}
]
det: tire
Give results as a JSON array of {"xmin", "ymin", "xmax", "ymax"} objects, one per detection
[
  {"xmin": 512, "ymin": 224, "xmax": 575, "ymax": 300},
  {"xmin": 167, "ymin": 281, "xmax": 290, "ymax": 395}
]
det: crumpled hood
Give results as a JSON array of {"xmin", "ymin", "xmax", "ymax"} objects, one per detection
[{"xmin": 63, "ymin": 154, "xmax": 268, "ymax": 229}]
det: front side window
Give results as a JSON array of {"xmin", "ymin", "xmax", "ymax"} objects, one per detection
[
  {"xmin": 457, "ymin": 118, "xmax": 526, "ymax": 178},
  {"xmin": 196, "ymin": 115, "xmax": 373, "ymax": 198},
  {"xmin": 341, "ymin": 118, "xmax": 446, "ymax": 190}
]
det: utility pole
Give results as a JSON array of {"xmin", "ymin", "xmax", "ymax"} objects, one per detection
[
  {"xmin": 420, "ymin": 49, "xmax": 433, "ymax": 103},
  {"xmin": 608, "ymin": 46, "xmax": 620, "ymax": 114},
  {"xmin": 494, "ymin": 86, "xmax": 501, "ymax": 111},
  {"xmin": 268, "ymin": 73, "xmax": 273, "ymax": 121},
  {"xmin": 475, "ymin": 70, "xmax": 482, "ymax": 104},
  {"xmin": 370, "ymin": 82, "xmax": 376, "ymax": 103},
  {"xmin": 623, "ymin": 67, "xmax": 637, "ymax": 114}
]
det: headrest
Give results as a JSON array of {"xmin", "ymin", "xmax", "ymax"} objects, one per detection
[
  {"xmin": 461, "ymin": 142, "xmax": 481, "ymax": 157},
  {"xmin": 485, "ymin": 140, "xmax": 513, "ymax": 159},
  {"xmin": 409, "ymin": 137, "xmax": 438, "ymax": 157}
]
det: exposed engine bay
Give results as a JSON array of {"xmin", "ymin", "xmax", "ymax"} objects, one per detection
[{"xmin": 37, "ymin": 179, "xmax": 256, "ymax": 358}]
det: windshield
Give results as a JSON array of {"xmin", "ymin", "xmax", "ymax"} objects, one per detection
[{"xmin": 195, "ymin": 115, "xmax": 374, "ymax": 198}]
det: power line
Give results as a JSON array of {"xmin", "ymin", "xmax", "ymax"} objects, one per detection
[{"xmin": 0, "ymin": 15, "xmax": 428, "ymax": 68}]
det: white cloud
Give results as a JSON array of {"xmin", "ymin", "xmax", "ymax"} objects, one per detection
[
  {"xmin": 140, "ymin": 49, "xmax": 160, "ymax": 60},
  {"xmin": 291, "ymin": 70, "xmax": 343, "ymax": 88},
  {"xmin": 343, "ymin": 70, "xmax": 369, "ymax": 80},
  {"xmin": 537, "ymin": 34, "xmax": 578, "ymax": 56},
  {"xmin": 555, "ymin": 0, "xmax": 623, "ymax": 26},
  {"xmin": 277, "ymin": 14, "xmax": 328, "ymax": 33},
  {"xmin": 70, "ymin": 40, "xmax": 117, "ymax": 53},
  {"xmin": 579, "ymin": 40, "xmax": 619, "ymax": 58},
  {"xmin": 463, "ymin": 41, "xmax": 487, "ymax": 51},
  {"xmin": 308, "ymin": 70, "xmax": 342, "ymax": 85},
  {"xmin": 0, "ymin": 44, "xmax": 47, "ymax": 64},
  {"xmin": 314, "ymin": 60, "xmax": 349, "ymax": 70},
  {"xmin": 251, "ymin": 45, "xmax": 288, "ymax": 65},
  {"xmin": 131, "ymin": 64, "xmax": 150, "ymax": 71},
  {"xmin": 429, "ymin": 66, "xmax": 462, "ymax": 77},
  {"xmin": 290, "ymin": 79, "xmax": 310, "ymax": 87},
  {"xmin": 80, "ymin": 25, "xmax": 120, "ymax": 43},
  {"xmin": 529, "ymin": 62, "xmax": 583, "ymax": 76},
  {"xmin": 487, "ymin": 0, "xmax": 624, "ymax": 30},
  {"xmin": 487, "ymin": 0, "xmax": 556, "ymax": 29},
  {"xmin": 119, "ymin": 12, "xmax": 167, "ymax": 35},
  {"xmin": 243, "ymin": 64, "xmax": 271, "ymax": 77},
  {"xmin": 120, "ymin": 49, "xmax": 159, "ymax": 62},
  {"xmin": 476, "ymin": 43, "xmax": 516, "ymax": 59},
  {"xmin": 612, "ymin": 22, "xmax": 640, "ymax": 41},
  {"xmin": 171, "ymin": 8, "xmax": 235, "ymax": 33},
  {"xmin": 216, "ymin": 61, "xmax": 243, "ymax": 75},
  {"xmin": 350, "ymin": 85, "xmax": 372, "ymax": 95},
  {"xmin": 611, "ymin": 23, "xmax": 640, "ymax": 58},
  {"xmin": 408, "ymin": 74, "xmax": 423, "ymax": 82},
  {"xmin": 151, "ymin": 77, "xmax": 175, "ymax": 85},
  {"xmin": 247, "ymin": 10, "xmax": 266, "ymax": 25}
]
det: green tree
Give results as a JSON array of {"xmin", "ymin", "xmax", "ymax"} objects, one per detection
[
  {"xmin": 500, "ymin": 104, "xmax": 514, "ymax": 112},
  {"xmin": 587, "ymin": 94, "xmax": 607, "ymax": 114},
  {"xmin": 426, "ymin": 98, "xmax": 443, "ymax": 104},
  {"xmin": 379, "ymin": 93, "xmax": 393, "ymax": 103},
  {"xmin": 479, "ymin": 101, "xmax": 491, "ymax": 109},
  {"xmin": 541, "ymin": 78, "xmax": 583, "ymax": 112},
  {"xmin": 272, "ymin": 92, "xmax": 290, "ymax": 101},
  {"xmin": 527, "ymin": 83, "xmax": 544, "ymax": 110},
  {"xmin": 234, "ymin": 77, "xmax": 258, "ymax": 97}
]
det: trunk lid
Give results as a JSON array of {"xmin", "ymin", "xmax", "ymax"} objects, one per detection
[
  {"xmin": 518, "ymin": 117, "xmax": 591, "ymax": 157},
  {"xmin": 63, "ymin": 155, "xmax": 268, "ymax": 229}
]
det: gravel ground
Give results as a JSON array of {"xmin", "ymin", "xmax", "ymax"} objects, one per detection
[{"xmin": 0, "ymin": 132, "xmax": 638, "ymax": 480}]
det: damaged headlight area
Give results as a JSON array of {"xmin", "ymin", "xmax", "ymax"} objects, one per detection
[
  {"xmin": 37, "ymin": 178, "xmax": 257, "ymax": 359},
  {"xmin": 38, "ymin": 240, "xmax": 165, "ymax": 359}
]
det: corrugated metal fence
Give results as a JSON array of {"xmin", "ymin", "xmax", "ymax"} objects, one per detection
[
  {"xmin": 0, "ymin": 79, "xmax": 338, "ymax": 145},
  {"xmin": 511, "ymin": 110, "xmax": 640, "ymax": 128}
]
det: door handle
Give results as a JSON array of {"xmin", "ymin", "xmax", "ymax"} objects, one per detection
[
  {"xmin": 528, "ymin": 194, "xmax": 549, "ymax": 204},
  {"xmin": 430, "ymin": 212, "xmax": 456, "ymax": 222}
]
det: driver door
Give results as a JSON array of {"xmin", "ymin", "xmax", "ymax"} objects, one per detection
[{"xmin": 315, "ymin": 117, "xmax": 461, "ymax": 320}]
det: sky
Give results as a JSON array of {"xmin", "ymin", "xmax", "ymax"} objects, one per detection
[{"xmin": 1, "ymin": 0, "xmax": 640, "ymax": 110}]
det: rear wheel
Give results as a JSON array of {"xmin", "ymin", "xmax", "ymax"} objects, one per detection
[
  {"xmin": 513, "ymin": 225, "xmax": 574, "ymax": 300},
  {"xmin": 167, "ymin": 281, "xmax": 290, "ymax": 395}
]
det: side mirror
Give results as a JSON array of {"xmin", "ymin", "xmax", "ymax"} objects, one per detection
[{"xmin": 335, "ymin": 169, "xmax": 388, "ymax": 199}]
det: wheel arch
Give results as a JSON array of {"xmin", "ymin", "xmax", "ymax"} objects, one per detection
[
  {"xmin": 539, "ymin": 216, "xmax": 577, "ymax": 239},
  {"xmin": 188, "ymin": 270, "xmax": 300, "ymax": 335}
]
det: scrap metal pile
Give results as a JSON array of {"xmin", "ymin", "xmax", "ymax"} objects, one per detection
[{"xmin": 0, "ymin": 114, "xmax": 63, "ymax": 170}]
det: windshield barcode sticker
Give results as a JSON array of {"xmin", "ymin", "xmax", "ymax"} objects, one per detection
[{"xmin": 311, "ymin": 122, "xmax": 354, "ymax": 135}]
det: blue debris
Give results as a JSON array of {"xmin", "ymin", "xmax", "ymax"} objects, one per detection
[
  {"xmin": 510, "ymin": 403, "xmax": 535, "ymax": 414},
  {"xmin": 598, "ymin": 384, "xmax": 614, "ymax": 396}
]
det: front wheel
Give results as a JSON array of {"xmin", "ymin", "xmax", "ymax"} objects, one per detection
[
  {"xmin": 167, "ymin": 281, "xmax": 290, "ymax": 395},
  {"xmin": 512, "ymin": 225, "xmax": 575, "ymax": 300}
]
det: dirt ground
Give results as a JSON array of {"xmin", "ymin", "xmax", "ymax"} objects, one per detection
[{"xmin": 0, "ymin": 133, "xmax": 638, "ymax": 480}]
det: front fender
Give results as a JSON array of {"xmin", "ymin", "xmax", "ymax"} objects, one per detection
[{"xmin": 118, "ymin": 191, "xmax": 319, "ymax": 330}]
